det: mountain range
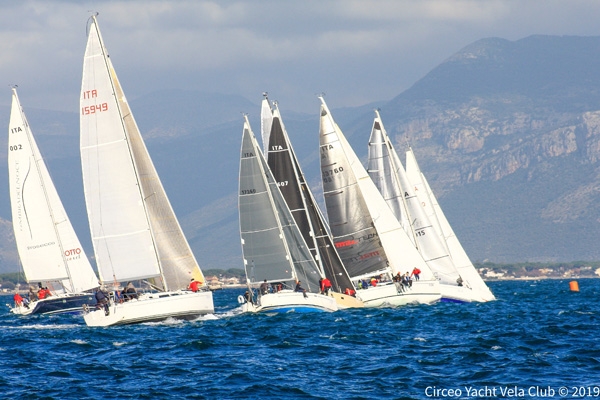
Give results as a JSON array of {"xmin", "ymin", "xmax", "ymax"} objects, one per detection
[{"xmin": 1, "ymin": 34, "xmax": 600, "ymax": 274}]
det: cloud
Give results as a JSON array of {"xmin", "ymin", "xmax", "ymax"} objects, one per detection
[{"xmin": 1, "ymin": 0, "xmax": 600, "ymax": 113}]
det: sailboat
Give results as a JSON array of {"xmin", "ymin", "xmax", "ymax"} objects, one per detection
[
  {"xmin": 405, "ymin": 148, "xmax": 495, "ymax": 302},
  {"xmin": 319, "ymin": 97, "xmax": 441, "ymax": 307},
  {"xmin": 80, "ymin": 15, "xmax": 214, "ymax": 326},
  {"xmin": 238, "ymin": 115, "xmax": 338, "ymax": 313},
  {"xmin": 262, "ymin": 96, "xmax": 362, "ymax": 309},
  {"xmin": 367, "ymin": 111, "xmax": 479, "ymax": 303},
  {"xmin": 7, "ymin": 88, "xmax": 99, "ymax": 315}
]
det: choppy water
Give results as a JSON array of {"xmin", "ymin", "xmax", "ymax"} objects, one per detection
[{"xmin": 1, "ymin": 279, "xmax": 599, "ymax": 399}]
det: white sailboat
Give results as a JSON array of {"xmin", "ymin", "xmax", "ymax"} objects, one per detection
[
  {"xmin": 405, "ymin": 148, "xmax": 495, "ymax": 301},
  {"xmin": 319, "ymin": 97, "xmax": 440, "ymax": 307},
  {"xmin": 367, "ymin": 111, "xmax": 477, "ymax": 303},
  {"xmin": 80, "ymin": 15, "xmax": 214, "ymax": 326},
  {"xmin": 238, "ymin": 115, "xmax": 338, "ymax": 313},
  {"xmin": 263, "ymin": 97, "xmax": 362, "ymax": 309},
  {"xmin": 7, "ymin": 88, "xmax": 98, "ymax": 315}
]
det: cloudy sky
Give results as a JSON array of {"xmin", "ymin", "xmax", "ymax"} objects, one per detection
[{"xmin": 2, "ymin": 0, "xmax": 600, "ymax": 114}]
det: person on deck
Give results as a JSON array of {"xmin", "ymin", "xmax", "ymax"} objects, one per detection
[
  {"xmin": 260, "ymin": 279, "xmax": 269, "ymax": 295},
  {"xmin": 95, "ymin": 287, "xmax": 110, "ymax": 315},
  {"xmin": 320, "ymin": 277, "xmax": 332, "ymax": 295},
  {"xmin": 29, "ymin": 286, "xmax": 38, "ymax": 302},
  {"xmin": 13, "ymin": 292, "xmax": 24, "ymax": 307},
  {"xmin": 295, "ymin": 281, "xmax": 308, "ymax": 298},
  {"xmin": 123, "ymin": 282, "xmax": 138, "ymax": 300},
  {"xmin": 188, "ymin": 278, "xmax": 202, "ymax": 292},
  {"xmin": 412, "ymin": 267, "xmax": 421, "ymax": 281}
]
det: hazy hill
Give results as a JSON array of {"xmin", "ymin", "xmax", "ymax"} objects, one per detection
[{"xmin": 1, "ymin": 34, "xmax": 600, "ymax": 273}]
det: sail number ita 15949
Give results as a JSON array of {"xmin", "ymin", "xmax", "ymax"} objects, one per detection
[
  {"xmin": 82, "ymin": 103, "xmax": 108, "ymax": 115},
  {"xmin": 81, "ymin": 89, "xmax": 108, "ymax": 115}
]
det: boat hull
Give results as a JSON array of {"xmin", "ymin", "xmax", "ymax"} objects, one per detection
[
  {"xmin": 440, "ymin": 284, "xmax": 474, "ymax": 303},
  {"xmin": 9, "ymin": 293, "xmax": 96, "ymax": 315},
  {"xmin": 83, "ymin": 290, "xmax": 214, "ymax": 327},
  {"xmin": 329, "ymin": 291, "xmax": 364, "ymax": 309},
  {"xmin": 242, "ymin": 291, "xmax": 338, "ymax": 313},
  {"xmin": 355, "ymin": 281, "xmax": 441, "ymax": 307}
]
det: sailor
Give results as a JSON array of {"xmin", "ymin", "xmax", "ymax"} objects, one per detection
[
  {"xmin": 412, "ymin": 267, "xmax": 421, "ymax": 281},
  {"xmin": 320, "ymin": 277, "xmax": 332, "ymax": 295},
  {"xmin": 123, "ymin": 282, "xmax": 138, "ymax": 300},
  {"xmin": 188, "ymin": 278, "xmax": 202, "ymax": 292},
  {"xmin": 13, "ymin": 292, "xmax": 24, "ymax": 307},
  {"xmin": 295, "ymin": 281, "xmax": 308, "ymax": 298},
  {"xmin": 260, "ymin": 279, "xmax": 269, "ymax": 295},
  {"xmin": 95, "ymin": 287, "xmax": 110, "ymax": 315}
]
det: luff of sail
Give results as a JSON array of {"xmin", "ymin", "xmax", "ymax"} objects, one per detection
[
  {"xmin": 265, "ymin": 101, "xmax": 354, "ymax": 294},
  {"xmin": 9, "ymin": 88, "xmax": 98, "ymax": 293},
  {"xmin": 319, "ymin": 97, "xmax": 435, "ymax": 281},
  {"xmin": 367, "ymin": 112, "xmax": 461, "ymax": 287},
  {"xmin": 80, "ymin": 15, "xmax": 204, "ymax": 291},
  {"xmin": 239, "ymin": 117, "xmax": 322, "ymax": 293},
  {"xmin": 405, "ymin": 148, "xmax": 495, "ymax": 301}
]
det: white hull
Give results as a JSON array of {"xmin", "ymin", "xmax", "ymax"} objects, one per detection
[
  {"xmin": 355, "ymin": 281, "xmax": 441, "ymax": 307},
  {"xmin": 440, "ymin": 284, "xmax": 476, "ymax": 303},
  {"xmin": 241, "ymin": 290, "xmax": 338, "ymax": 313},
  {"xmin": 83, "ymin": 290, "xmax": 214, "ymax": 327}
]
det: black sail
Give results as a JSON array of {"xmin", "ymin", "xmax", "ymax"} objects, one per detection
[{"xmin": 266, "ymin": 107, "xmax": 354, "ymax": 293}]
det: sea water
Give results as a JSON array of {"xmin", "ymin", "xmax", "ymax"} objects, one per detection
[{"xmin": 1, "ymin": 279, "xmax": 599, "ymax": 399}]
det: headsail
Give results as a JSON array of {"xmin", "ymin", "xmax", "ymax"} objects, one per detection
[
  {"xmin": 8, "ymin": 88, "xmax": 98, "ymax": 293},
  {"xmin": 405, "ymin": 148, "xmax": 495, "ymax": 301}
]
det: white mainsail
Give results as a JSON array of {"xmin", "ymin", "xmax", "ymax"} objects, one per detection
[
  {"xmin": 80, "ymin": 15, "xmax": 205, "ymax": 291},
  {"xmin": 8, "ymin": 88, "xmax": 98, "ymax": 294},
  {"xmin": 405, "ymin": 147, "xmax": 495, "ymax": 301},
  {"xmin": 367, "ymin": 112, "xmax": 461, "ymax": 287},
  {"xmin": 319, "ymin": 97, "xmax": 436, "ymax": 282}
]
